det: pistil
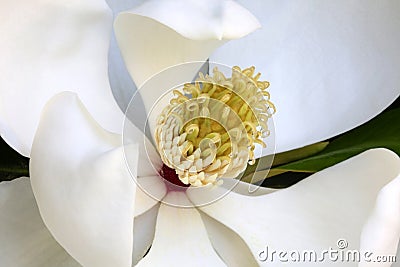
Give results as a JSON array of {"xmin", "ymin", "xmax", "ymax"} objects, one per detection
[{"xmin": 159, "ymin": 164, "xmax": 190, "ymax": 192}]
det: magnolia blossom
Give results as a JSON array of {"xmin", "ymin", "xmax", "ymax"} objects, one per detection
[{"xmin": 0, "ymin": 0, "xmax": 400, "ymax": 267}]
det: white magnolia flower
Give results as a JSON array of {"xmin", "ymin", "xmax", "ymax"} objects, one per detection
[
  {"xmin": 0, "ymin": 0, "xmax": 400, "ymax": 267},
  {"xmin": 3, "ymin": 92, "xmax": 400, "ymax": 267}
]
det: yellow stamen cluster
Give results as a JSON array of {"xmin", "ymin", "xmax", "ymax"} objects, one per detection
[{"xmin": 155, "ymin": 66, "xmax": 275, "ymax": 186}]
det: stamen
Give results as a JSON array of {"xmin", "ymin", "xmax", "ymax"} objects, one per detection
[{"xmin": 155, "ymin": 66, "xmax": 275, "ymax": 188}]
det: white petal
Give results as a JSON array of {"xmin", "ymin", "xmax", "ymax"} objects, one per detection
[
  {"xmin": 132, "ymin": 176, "xmax": 166, "ymax": 264},
  {"xmin": 211, "ymin": 1, "xmax": 400, "ymax": 153},
  {"xmin": 0, "ymin": 177, "xmax": 80, "ymax": 267},
  {"xmin": 30, "ymin": 93, "xmax": 135, "ymax": 267},
  {"xmin": 114, "ymin": 0, "xmax": 260, "ymax": 87},
  {"xmin": 134, "ymin": 176, "xmax": 166, "ymax": 217},
  {"xmin": 132, "ymin": 204, "xmax": 159, "ymax": 266},
  {"xmin": 188, "ymin": 149, "xmax": 400, "ymax": 266},
  {"xmin": 114, "ymin": 1, "xmax": 260, "ymax": 134},
  {"xmin": 124, "ymin": 119, "xmax": 162, "ymax": 177},
  {"xmin": 360, "ymin": 174, "xmax": 400, "ymax": 266},
  {"xmin": 220, "ymin": 178, "xmax": 278, "ymax": 196},
  {"xmin": 106, "ymin": 0, "xmax": 145, "ymax": 14},
  {"xmin": 137, "ymin": 192, "xmax": 225, "ymax": 266},
  {"xmin": 0, "ymin": 0, "xmax": 124, "ymax": 156},
  {"xmin": 200, "ymin": 212, "xmax": 259, "ymax": 267}
]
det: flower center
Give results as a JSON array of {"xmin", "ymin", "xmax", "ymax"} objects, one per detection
[
  {"xmin": 159, "ymin": 164, "xmax": 190, "ymax": 191},
  {"xmin": 155, "ymin": 66, "xmax": 275, "ymax": 188}
]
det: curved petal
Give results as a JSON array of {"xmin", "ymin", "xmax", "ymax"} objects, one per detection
[
  {"xmin": 200, "ymin": 212, "xmax": 259, "ymax": 267},
  {"xmin": 220, "ymin": 178, "xmax": 278, "ymax": 196},
  {"xmin": 211, "ymin": 1, "xmax": 400, "ymax": 153},
  {"xmin": 137, "ymin": 192, "xmax": 225, "ymax": 266},
  {"xmin": 359, "ymin": 173, "xmax": 400, "ymax": 263},
  {"xmin": 134, "ymin": 176, "xmax": 166, "ymax": 217},
  {"xmin": 124, "ymin": 119, "xmax": 162, "ymax": 177},
  {"xmin": 30, "ymin": 92, "xmax": 135, "ymax": 267},
  {"xmin": 132, "ymin": 176, "xmax": 166, "ymax": 264},
  {"xmin": 0, "ymin": 177, "xmax": 80, "ymax": 267},
  {"xmin": 115, "ymin": 0, "xmax": 260, "ymax": 87},
  {"xmin": 114, "ymin": 0, "xmax": 260, "ymax": 130},
  {"xmin": 0, "ymin": 0, "xmax": 124, "ymax": 157},
  {"xmin": 132, "ymin": 204, "xmax": 159, "ymax": 266},
  {"xmin": 188, "ymin": 149, "xmax": 400, "ymax": 266},
  {"xmin": 106, "ymin": 0, "xmax": 145, "ymax": 14}
]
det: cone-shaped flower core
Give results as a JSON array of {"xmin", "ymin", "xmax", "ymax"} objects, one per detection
[{"xmin": 155, "ymin": 66, "xmax": 275, "ymax": 187}]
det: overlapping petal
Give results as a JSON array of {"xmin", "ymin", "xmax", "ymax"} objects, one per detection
[
  {"xmin": 114, "ymin": 0, "xmax": 261, "ymax": 134},
  {"xmin": 220, "ymin": 178, "xmax": 277, "ymax": 196},
  {"xmin": 134, "ymin": 176, "xmax": 167, "ymax": 217},
  {"xmin": 115, "ymin": 0, "xmax": 260, "ymax": 87},
  {"xmin": 132, "ymin": 204, "xmax": 159, "ymax": 265},
  {"xmin": 211, "ymin": 0, "xmax": 400, "ymax": 153},
  {"xmin": 188, "ymin": 149, "xmax": 400, "ymax": 266},
  {"xmin": 137, "ymin": 192, "xmax": 225, "ymax": 266},
  {"xmin": 1, "ymin": 2, "xmax": 399, "ymax": 267},
  {"xmin": 200, "ymin": 213, "xmax": 259, "ymax": 267},
  {"xmin": 0, "ymin": 177, "xmax": 80, "ymax": 267},
  {"xmin": 30, "ymin": 92, "xmax": 135, "ymax": 267},
  {"xmin": 0, "ymin": 0, "xmax": 125, "ymax": 157}
]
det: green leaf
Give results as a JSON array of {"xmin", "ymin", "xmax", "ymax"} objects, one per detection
[
  {"xmin": 241, "ymin": 168, "xmax": 289, "ymax": 184},
  {"xmin": 241, "ymin": 142, "xmax": 329, "ymax": 182},
  {"xmin": 275, "ymin": 108, "xmax": 400, "ymax": 173},
  {"xmin": 0, "ymin": 137, "xmax": 29, "ymax": 181},
  {"xmin": 272, "ymin": 142, "xmax": 329, "ymax": 166}
]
